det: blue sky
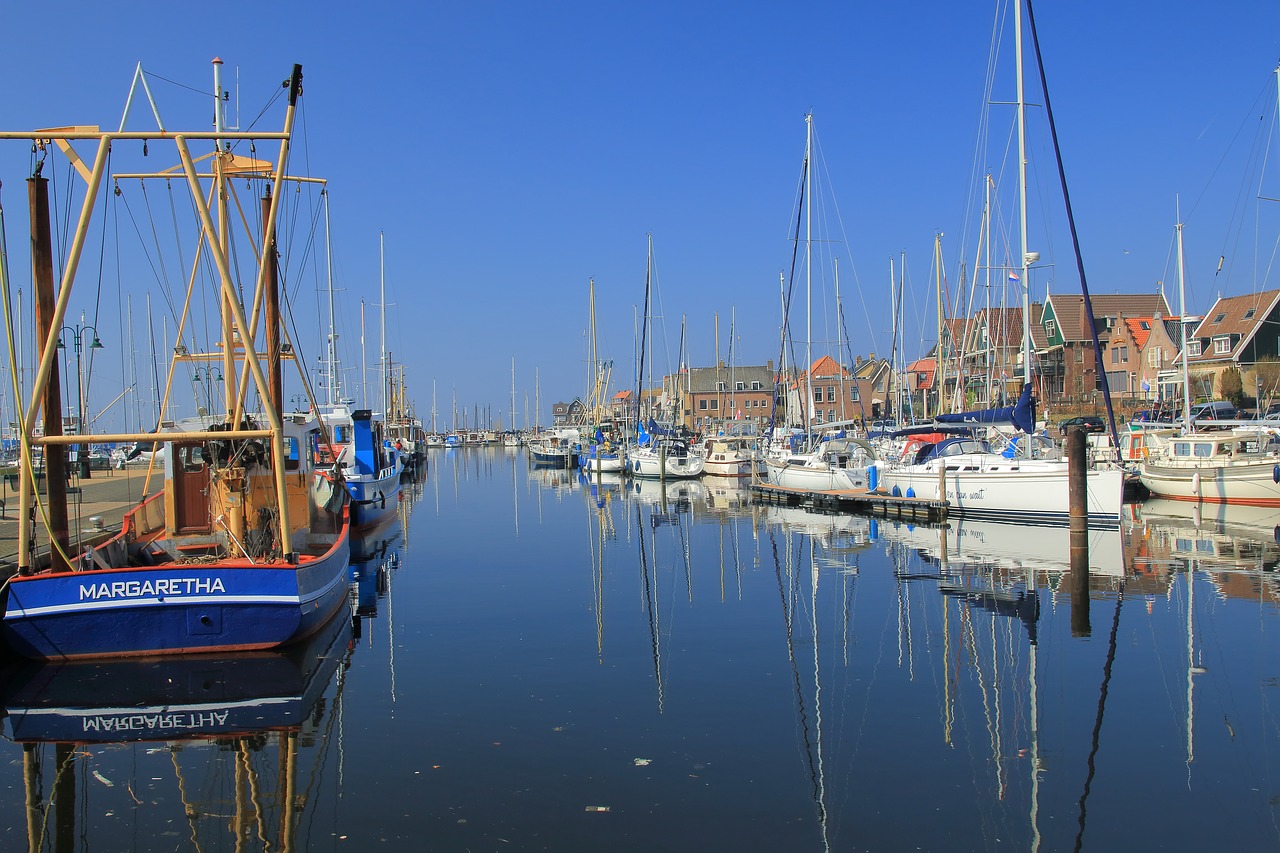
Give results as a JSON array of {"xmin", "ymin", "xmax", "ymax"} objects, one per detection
[{"xmin": 3, "ymin": 1, "xmax": 1280, "ymax": 432}]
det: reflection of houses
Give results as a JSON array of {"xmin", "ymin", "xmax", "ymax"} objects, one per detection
[
  {"xmin": 1181, "ymin": 289, "xmax": 1280, "ymax": 402},
  {"xmin": 551, "ymin": 399, "xmax": 585, "ymax": 426},
  {"xmin": 1039, "ymin": 293, "xmax": 1170, "ymax": 403}
]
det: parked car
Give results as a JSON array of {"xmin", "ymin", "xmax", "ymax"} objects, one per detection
[
  {"xmin": 1189, "ymin": 401, "xmax": 1237, "ymax": 425},
  {"xmin": 1058, "ymin": 415, "xmax": 1105, "ymax": 437}
]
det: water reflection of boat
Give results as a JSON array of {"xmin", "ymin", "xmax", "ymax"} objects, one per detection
[
  {"xmin": 2, "ymin": 605, "xmax": 350, "ymax": 850},
  {"xmin": 877, "ymin": 516, "xmax": 1125, "ymax": 577},
  {"xmin": 3, "ymin": 604, "xmax": 350, "ymax": 743},
  {"xmin": 701, "ymin": 474, "xmax": 753, "ymax": 511},
  {"xmin": 1136, "ymin": 498, "xmax": 1280, "ymax": 576},
  {"xmin": 629, "ymin": 476, "xmax": 706, "ymax": 510},
  {"xmin": 350, "ymin": 517, "xmax": 404, "ymax": 621}
]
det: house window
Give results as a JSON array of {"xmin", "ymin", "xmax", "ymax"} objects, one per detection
[
  {"xmin": 716, "ymin": 381, "xmax": 726, "ymax": 392},
  {"xmin": 751, "ymin": 381, "xmax": 761, "ymax": 391},
  {"xmin": 735, "ymin": 381, "xmax": 744, "ymax": 391},
  {"xmin": 850, "ymin": 386, "xmax": 859, "ymax": 402},
  {"xmin": 1110, "ymin": 348, "xmax": 1119, "ymax": 364},
  {"xmin": 827, "ymin": 409, "xmax": 835, "ymax": 422},
  {"xmin": 1188, "ymin": 340, "xmax": 1202, "ymax": 357},
  {"xmin": 1046, "ymin": 319, "xmax": 1057, "ymax": 338},
  {"xmin": 1140, "ymin": 320, "xmax": 1151, "ymax": 330},
  {"xmin": 1147, "ymin": 347, "xmax": 1162, "ymax": 367},
  {"xmin": 1213, "ymin": 312, "xmax": 1226, "ymax": 323},
  {"xmin": 1213, "ymin": 337, "xmax": 1231, "ymax": 355},
  {"xmin": 826, "ymin": 385, "xmax": 835, "ymax": 402},
  {"xmin": 710, "ymin": 399, "xmax": 719, "ymax": 410},
  {"xmin": 1076, "ymin": 347, "xmax": 1084, "ymax": 363},
  {"xmin": 699, "ymin": 399, "xmax": 708, "ymax": 411},
  {"xmin": 1120, "ymin": 346, "xmax": 1128, "ymax": 360},
  {"xmin": 813, "ymin": 387, "xmax": 822, "ymax": 403},
  {"xmin": 1244, "ymin": 308, "xmax": 1256, "ymax": 320},
  {"xmin": 814, "ymin": 411, "xmax": 824, "ymax": 424}
]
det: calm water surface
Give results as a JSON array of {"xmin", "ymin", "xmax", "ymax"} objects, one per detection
[{"xmin": 1, "ymin": 447, "xmax": 1278, "ymax": 851}]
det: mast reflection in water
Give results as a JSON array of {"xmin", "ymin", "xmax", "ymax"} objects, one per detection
[{"xmin": 0, "ymin": 449, "xmax": 1277, "ymax": 851}]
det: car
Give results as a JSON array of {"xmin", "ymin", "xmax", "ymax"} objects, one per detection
[
  {"xmin": 1189, "ymin": 401, "xmax": 1237, "ymax": 425},
  {"xmin": 1058, "ymin": 415, "xmax": 1105, "ymax": 437}
]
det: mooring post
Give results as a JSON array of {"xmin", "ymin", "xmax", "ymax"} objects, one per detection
[{"xmin": 1067, "ymin": 428, "xmax": 1091, "ymax": 637}]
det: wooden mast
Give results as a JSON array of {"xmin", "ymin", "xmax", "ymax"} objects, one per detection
[{"xmin": 28, "ymin": 175, "xmax": 69, "ymax": 574}]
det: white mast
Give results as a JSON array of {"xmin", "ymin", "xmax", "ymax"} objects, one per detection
[
  {"xmin": 360, "ymin": 300, "xmax": 367, "ymax": 410},
  {"xmin": 323, "ymin": 189, "xmax": 337, "ymax": 408},
  {"xmin": 511, "ymin": 357, "xmax": 516, "ymax": 433},
  {"xmin": 1176, "ymin": 198, "xmax": 1193, "ymax": 435},
  {"xmin": 805, "ymin": 113, "xmax": 814, "ymax": 433},
  {"xmin": 380, "ymin": 231, "xmax": 387, "ymax": 417},
  {"xmin": 1016, "ymin": 0, "xmax": 1036, "ymax": 454}
]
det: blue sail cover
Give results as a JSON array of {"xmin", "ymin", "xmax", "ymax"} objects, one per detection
[{"xmin": 934, "ymin": 383, "xmax": 1035, "ymax": 434}]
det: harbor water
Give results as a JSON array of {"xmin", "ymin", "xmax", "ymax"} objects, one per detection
[{"xmin": 0, "ymin": 447, "xmax": 1277, "ymax": 851}]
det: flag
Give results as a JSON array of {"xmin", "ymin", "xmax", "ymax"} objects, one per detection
[
  {"xmin": 1141, "ymin": 379, "xmax": 1150, "ymax": 392},
  {"xmin": 1008, "ymin": 271, "xmax": 1020, "ymax": 283}
]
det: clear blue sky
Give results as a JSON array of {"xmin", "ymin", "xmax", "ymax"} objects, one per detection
[{"xmin": 2, "ymin": 1, "xmax": 1279, "ymax": 432}]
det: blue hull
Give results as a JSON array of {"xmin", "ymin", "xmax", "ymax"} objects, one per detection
[
  {"xmin": 1, "ymin": 537, "xmax": 351, "ymax": 661},
  {"xmin": 347, "ymin": 471, "xmax": 401, "ymax": 529}
]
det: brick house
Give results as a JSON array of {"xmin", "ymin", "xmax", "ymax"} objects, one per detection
[{"xmin": 1039, "ymin": 293, "xmax": 1171, "ymax": 402}]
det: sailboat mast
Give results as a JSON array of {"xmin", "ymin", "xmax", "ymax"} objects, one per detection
[
  {"xmin": 1016, "ymin": 0, "xmax": 1033, "ymax": 393},
  {"xmin": 380, "ymin": 232, "xmax": 387, "ymax": 417},
  {"xmin": 510, "ymin": 357, "xmax": 516, "ymax": 432},
  {"xmin": 934, "ymin": 233, "xmax": 944, "ymax": 418},
  {"xmin": 1176, "ymin": 200, "xmax": 1193, "ymax": 435},
  {"xmin": 805, "ymin": 113, "xmax": 814, "ymax": 430},
  {"xmin": 323, "ymin": 189, "xmax": 336, "ymax": 408}
]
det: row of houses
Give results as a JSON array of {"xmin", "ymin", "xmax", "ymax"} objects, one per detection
[{"xmin": 552, "ymin": 288, "xmax": 1280, "ymax": 429}]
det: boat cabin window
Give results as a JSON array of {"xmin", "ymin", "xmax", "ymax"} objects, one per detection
[
  {"xmin": 1172, "ymin": 441, "xmax": 1215, "ymax": 458},
  {"xmin": 179, "ymin": 445, "xmax": 206, "ymax": 472},
  {"xmin": 286, "ymin": 436, "xmax": 301, "ymax": 471},
  {"xmin": 332, "ymin": 424, "xmax": 352, "ymax": 444}
]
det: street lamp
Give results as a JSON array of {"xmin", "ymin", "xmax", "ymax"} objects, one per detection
[
  {"xmin": 57, "ymin": 318, "xmax": 104, "ymax": 479},
  {"xmin": 192, "ymin": 366, "xmax": 224, "ymax": 415}
]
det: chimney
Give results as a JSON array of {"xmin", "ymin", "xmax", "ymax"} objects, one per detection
[
  {"xmin": 855, "ymin": 355, "xmax": 863, "ymax": 367},
  {"xmin": 869, "ymin": 352, "xmax": 875, "ymax": 362},
  {"xmin": 767, "ymin": 359, "xmax": 773, "ymax": 372}
]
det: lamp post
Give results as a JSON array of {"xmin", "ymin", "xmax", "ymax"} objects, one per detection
[
  {"xmin": 57, "ymin": 317, "xmax": 104, "ymax": 479},
  {"xmin": 192, "ymin": 366, "xmax": 224, "ymax": 415}
]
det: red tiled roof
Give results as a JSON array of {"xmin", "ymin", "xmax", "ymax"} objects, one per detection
[{"xmin": 1123, "ymin": 317, "xmax": 1153, "ymax": 349}]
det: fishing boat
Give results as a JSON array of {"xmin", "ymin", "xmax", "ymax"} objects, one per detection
[
  {"xmin": 0, "ymin": 62, "xmax": 354, "ymax": 660},
  {"xmin": 335, "ymin": 407, "xmax": 403, "ymax": 529}
]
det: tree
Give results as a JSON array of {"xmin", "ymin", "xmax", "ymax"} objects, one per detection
[{"xmin": 1220, "ymin": 365, "xmax": 1244, "ymax": 407}]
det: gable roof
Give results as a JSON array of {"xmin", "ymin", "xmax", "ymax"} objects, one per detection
[
  {"xmin": 1046, "ymin": 293, "xmax": 1170, "ymax": 343},
  {"xmin": 1188, "ymin": 289, "xmax": 1280, "ymax": 364}
]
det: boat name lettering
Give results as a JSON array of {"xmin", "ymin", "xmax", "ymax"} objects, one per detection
[
  {"xmin": 78, "ymin": 577, "xmax": 227, "ymax": 600},
  {"xmin": 82, "ymin": 710, "xmax": 231, "ymax": 733},
  {"xmin": 962, "ymin": 490, "xmax": 987, "ymax": 501}
]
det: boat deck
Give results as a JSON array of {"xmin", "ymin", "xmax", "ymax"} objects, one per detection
[{"xmin": 751, "ymin": 482, "xmax": 947, "ymax": 523}]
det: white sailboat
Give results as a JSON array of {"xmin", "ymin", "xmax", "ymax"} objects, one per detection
[{"xmin": 874, "ymin": 2, "xmax": 1123, "ymax": 526}]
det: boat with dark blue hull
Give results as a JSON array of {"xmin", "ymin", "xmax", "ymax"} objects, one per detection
[
  {"xmin": 338, "ymin": 408, "xmax": 403, "ymax": 529},
  {"xmin": 0, "ymin": 62, "xmax": 353, "ymax": 661}
]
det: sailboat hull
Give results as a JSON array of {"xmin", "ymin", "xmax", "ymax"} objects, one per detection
[{"xmin": 878, "ymin": 458, "xmax": 1124, "ymax": 526}]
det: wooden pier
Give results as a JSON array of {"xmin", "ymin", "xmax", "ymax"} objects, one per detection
[{"xmin": 751, "ymin": 482, "xmax": 947, "ymax": 523}]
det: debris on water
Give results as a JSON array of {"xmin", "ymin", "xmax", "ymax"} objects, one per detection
[
  {"xmin": 92, "ymin": 770, "xmax": 114, "ymax": 787},
  {"xmin": 633, "ymin": 758, "xmax": 652, "ymax": 766},
  {"xmin": 585, "ymin": 806, "xmax": 611, "ymax": 812}
]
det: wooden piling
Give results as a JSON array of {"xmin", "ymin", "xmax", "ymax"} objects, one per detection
[{"xmin": 1067, "ymin": 428, "xmax": 1091, "ymax": 636}]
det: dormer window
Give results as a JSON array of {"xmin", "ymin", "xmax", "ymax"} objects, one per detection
[
  {"xmin": 1187, "ymin": 340, "xmax": 1202, "ymax": 357},
  {"xmin": 735, "ymin": 381, "xmax": 745, "ymax": 391},
  {"xmin": 716, "ymin": 381, "xmax": 726, "ymax": 392},
  {"xmin": 1213, "ymin": 336, "xmax": 1231, "ymax": 355}
]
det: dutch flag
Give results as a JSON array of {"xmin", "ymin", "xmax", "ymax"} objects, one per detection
[{"xmin": 1008, "ymin": 270, "xmax": 1020, "ymax": 283}]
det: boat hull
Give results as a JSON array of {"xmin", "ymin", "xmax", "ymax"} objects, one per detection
[
  {"xmin": 629, "ymin": 448, "xmax": 704, "ymax": 479},
  {"xmin": 1139, "ymin": 458, "xmax": 1280, "ymax": 506},
  {"xmin": 765, "ymin": 457, "xmax": 867, "ymax": 491},
  {"xmin": 347, "ymin": 469, "xmax": 402, "ymax": 529},
  {"xmin": 1, "ymin": 538, "xmax": 351, "ymax": 661},
  {"xmin": 878, "ymin": 460, "xmax": 1124, "ymax": 526}
]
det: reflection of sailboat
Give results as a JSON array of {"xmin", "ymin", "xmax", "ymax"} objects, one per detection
[
  {"xmin": 3, "ymin": 605, "xmax": 351, "ymax": 850},
  {"xmin": 877, "ymin": 516, "xmax": 1126, "ymax": 577}
]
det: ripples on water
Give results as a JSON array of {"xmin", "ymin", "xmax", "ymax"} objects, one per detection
[{"xmin": 0, "ymin": 448, "xmax": 1277, "ymax": 851}]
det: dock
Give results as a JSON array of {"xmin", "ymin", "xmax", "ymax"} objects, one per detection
[{"xmin": 751, "ymin": 482, "xmax": 948, "ymax": 523}]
